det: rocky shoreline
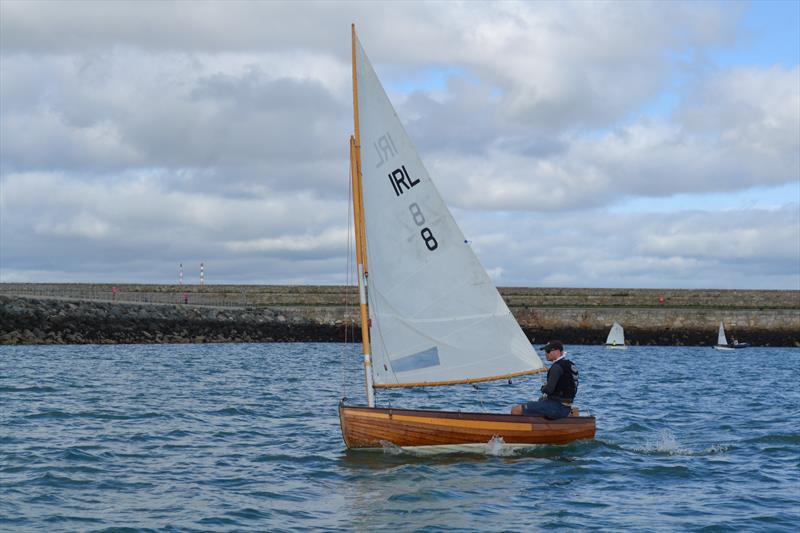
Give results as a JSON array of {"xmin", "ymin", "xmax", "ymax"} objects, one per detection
[
  {"xmin": 2, "ymin": 292, "xmax": 797, "ymax": 347},
  {"xmin": 0, "ymin": 296, "xmax": 347, "ymax": 345}
]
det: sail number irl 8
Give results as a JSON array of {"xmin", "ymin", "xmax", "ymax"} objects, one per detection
[
  {"xmin": 387, "ymin": 164, "xmax": 438, "ymax": 252},
  {"xmin": 409, "ymin": 203, "xmax": 438, "ymax": 251}
]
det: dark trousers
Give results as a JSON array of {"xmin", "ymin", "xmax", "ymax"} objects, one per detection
[{"xmin": 522, "ymin": 399, "xmax": 571, "ymax": 420}]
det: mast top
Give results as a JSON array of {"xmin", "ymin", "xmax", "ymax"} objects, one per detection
[{"xmin": 351, "ymin": 23, "xmax": 361, "ymax": 148}]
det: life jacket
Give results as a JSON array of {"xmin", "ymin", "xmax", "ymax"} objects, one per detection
[{"xmin": 549, "ymin": 358, "xmax": 578, "ymax": 402}]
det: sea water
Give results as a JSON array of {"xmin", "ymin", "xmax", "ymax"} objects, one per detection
[{"xmin": 1, "ymin": 343, "xmax": 798, "ymax": 532}]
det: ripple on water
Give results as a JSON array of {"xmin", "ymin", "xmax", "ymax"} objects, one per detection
[
  {"xmin": 89, "ymin": 526, "xmax": 149, "ymax": 533},
  {"xmin": 226, "ymin": 507, "xmax": 271, "ymax": 520},
  {"xmin": 23, "ymin": 472, "xmax": 94, "ymax": 488},
  {"xmin": 745, "ymin": 433, "xmax": 800, "ymax": 445},
  {"xmin": 23, "ymin": 409, "xmax": 165, "ymax": 421},
  {"xmin": 205, "ymin": 406, "xmax": 257, "ymax": 416},
  {"xmin": 62, "ymin": 447, "xmax": 115, "ymax": 462},
  {"xmin": 0, "ymin": 385, "xmax": 58, "ymax": 393},
  {"xmin": 196, "ymin": 516, "xmax": 238, "ymax": 526},
  {"xmin": 43, "ymin": 515, "xmax": 104, "ymax": 525}
]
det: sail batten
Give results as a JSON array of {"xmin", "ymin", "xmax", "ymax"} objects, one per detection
[{"xmin": 353, "ymin": 36, "xmax": 544, "ymax": 387}]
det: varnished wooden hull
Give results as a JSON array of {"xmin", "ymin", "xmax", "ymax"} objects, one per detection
[{"xmin": 339, "ymin": 404, "xmax": 596, "ymax": 449}]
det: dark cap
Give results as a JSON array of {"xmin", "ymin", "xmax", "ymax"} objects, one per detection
[{"xmin": 541, "ymin": 340, "xmax": 564, "ymax": 352}]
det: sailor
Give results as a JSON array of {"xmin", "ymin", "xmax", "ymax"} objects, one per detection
[{"xmin": 511, "ymin": 340, "xmax": 579, "ymax": 419}]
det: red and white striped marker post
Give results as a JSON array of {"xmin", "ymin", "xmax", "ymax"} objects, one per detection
[
  {"xmin": 200, "ymin": 262, "xmax": 205, "ymax": 286},
  {"xmin": 179, "ymin": 263, "xmax": 184, "ymax": 286}
]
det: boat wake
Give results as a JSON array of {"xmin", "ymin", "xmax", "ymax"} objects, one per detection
[
  {"xmin": 376, "ymin": 436, "xmax": 547, "ymax": 457},
  {"xmin": 633, "ymin": 429, "xmax": 731, "ymax": 456}
]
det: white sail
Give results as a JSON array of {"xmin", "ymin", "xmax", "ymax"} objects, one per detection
[
  {"xmin": 717, "ymin": 322, "xmax": 727, "ymax": 346},
  {"xmin": 354, "ymin": 38, "xmax": 544, "ymax": 387},
  {"xmin": 605, "ymin": 322, "xmax": 625, "ymax": 346}
]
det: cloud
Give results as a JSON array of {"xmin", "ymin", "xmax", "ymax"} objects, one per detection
[
  {"xmin": 1, "ymin": 1, "xmax": 741, "ymax": 127},
  {"xmin": 456, "ymin": 204, "xmax": 799, "ymax": 289},
  {"xmin": 0, "ymin": 51, "xmax": 350, "ymax": 188},
  {"xmin": 225, "ymin": 228, "xmax": 348, "ymax": 257},
  {"xmin": 1, "ymin": 171, "xmax": 347, "ymax": 279},
  {"xmin": 418, "ymin": 64, "xmax": 799, "ymax": 211},
  {"xmin": 0, "ymin": 1, "xmax": 797, "ymax": 288}
]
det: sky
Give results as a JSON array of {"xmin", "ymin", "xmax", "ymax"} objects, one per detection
[{"xmin": 0, "ymin": 0, "xmax": 798, "ymax": 289}]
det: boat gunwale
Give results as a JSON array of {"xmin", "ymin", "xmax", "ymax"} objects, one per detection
[{"xmin": 339, "ymin": 403, "xmax": 596, "ymax": 424}]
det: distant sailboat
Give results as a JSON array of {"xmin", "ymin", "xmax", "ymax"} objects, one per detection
[
  {"xmin": 713, "ymin": 322, "xmax": 748, "ymax": 350},
  {"xmin": 338, "ymin": 25, "xmax": 595, "ymax": 450},
  {"xmin": 605, "ymin": 321, "xmax": 627, "ymax": 349}
]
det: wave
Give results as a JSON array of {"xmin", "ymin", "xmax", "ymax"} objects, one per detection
[
  {"xmin": 0, "ymin": 385, "xmax": 57, "ymax": 393},
  {"xmin": 24, "ymin": 410, "xmax": 71, "ymax": 419},
  {"xmin": 205, "ymin": 407, "xmax": 256, "ymax": 416},
  {"xmin": 227, "ymin": 507, "xmax": 271, "ymax": 520},
  {"xmin": 22, "ymin": 472, "xmax": 93, "ymax": 488},
  {"xmin": 24, "ymin": 410, "xmax": 165, "ymax": 421},
  {"xmin": 743, "ymin": 433, "xmax": 800, "ymax": 445},
  {"xmin": 62, "ymin": 447, "xmax": 116, "ymax": 463}
]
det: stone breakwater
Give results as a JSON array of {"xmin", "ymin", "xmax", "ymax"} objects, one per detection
[
  {"xmin": 1, "ymin": 285, "xmax": 798, "ymax": 346},
  {"xmin": 0, "ymin": 295, "xmax": 350, "ymax": 345}
]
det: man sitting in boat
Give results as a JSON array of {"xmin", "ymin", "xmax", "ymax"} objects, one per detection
[{"xmin": 511, "ymin": 340, "xmax": 578, "ymax": 419}]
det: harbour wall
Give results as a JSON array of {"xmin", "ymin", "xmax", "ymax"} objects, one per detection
[{"xmin": 1, "ymin": 284, "xmax": 798, "ymax": 346}]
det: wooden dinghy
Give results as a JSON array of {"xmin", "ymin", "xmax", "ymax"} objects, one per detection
[
  {"xmin": 339, "ymin": 25, "xmax": 597, "ymax": 450},
  {"xmin": 340, "ymin": 404, "xmax": 596, "ymax": 449}
]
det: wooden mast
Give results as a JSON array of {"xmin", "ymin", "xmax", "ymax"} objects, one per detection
[{"xmin": 351, "ymin": 24, "xmax": 374, "ymax": 407}]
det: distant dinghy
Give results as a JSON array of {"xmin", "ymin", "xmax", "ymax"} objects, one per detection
[
  {"xmin": 338, "ymin": 25, "xmax": 596, "ymax": 450},
  {"xmin": 713, "ymin": 322, "xmax": 748, "ymax": 350},
  {"xmin": 605, "ymin": 321, "xmax": 627, "ymax": 349}
]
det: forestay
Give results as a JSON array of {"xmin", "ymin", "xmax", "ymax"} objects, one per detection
[
  {"xmin": 354, "ymin": 38, "xmax": 544, "ymax": 387},
  {"xmin": 606, "ymin": 322, "xmax": 625, "ymax": 346}
]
